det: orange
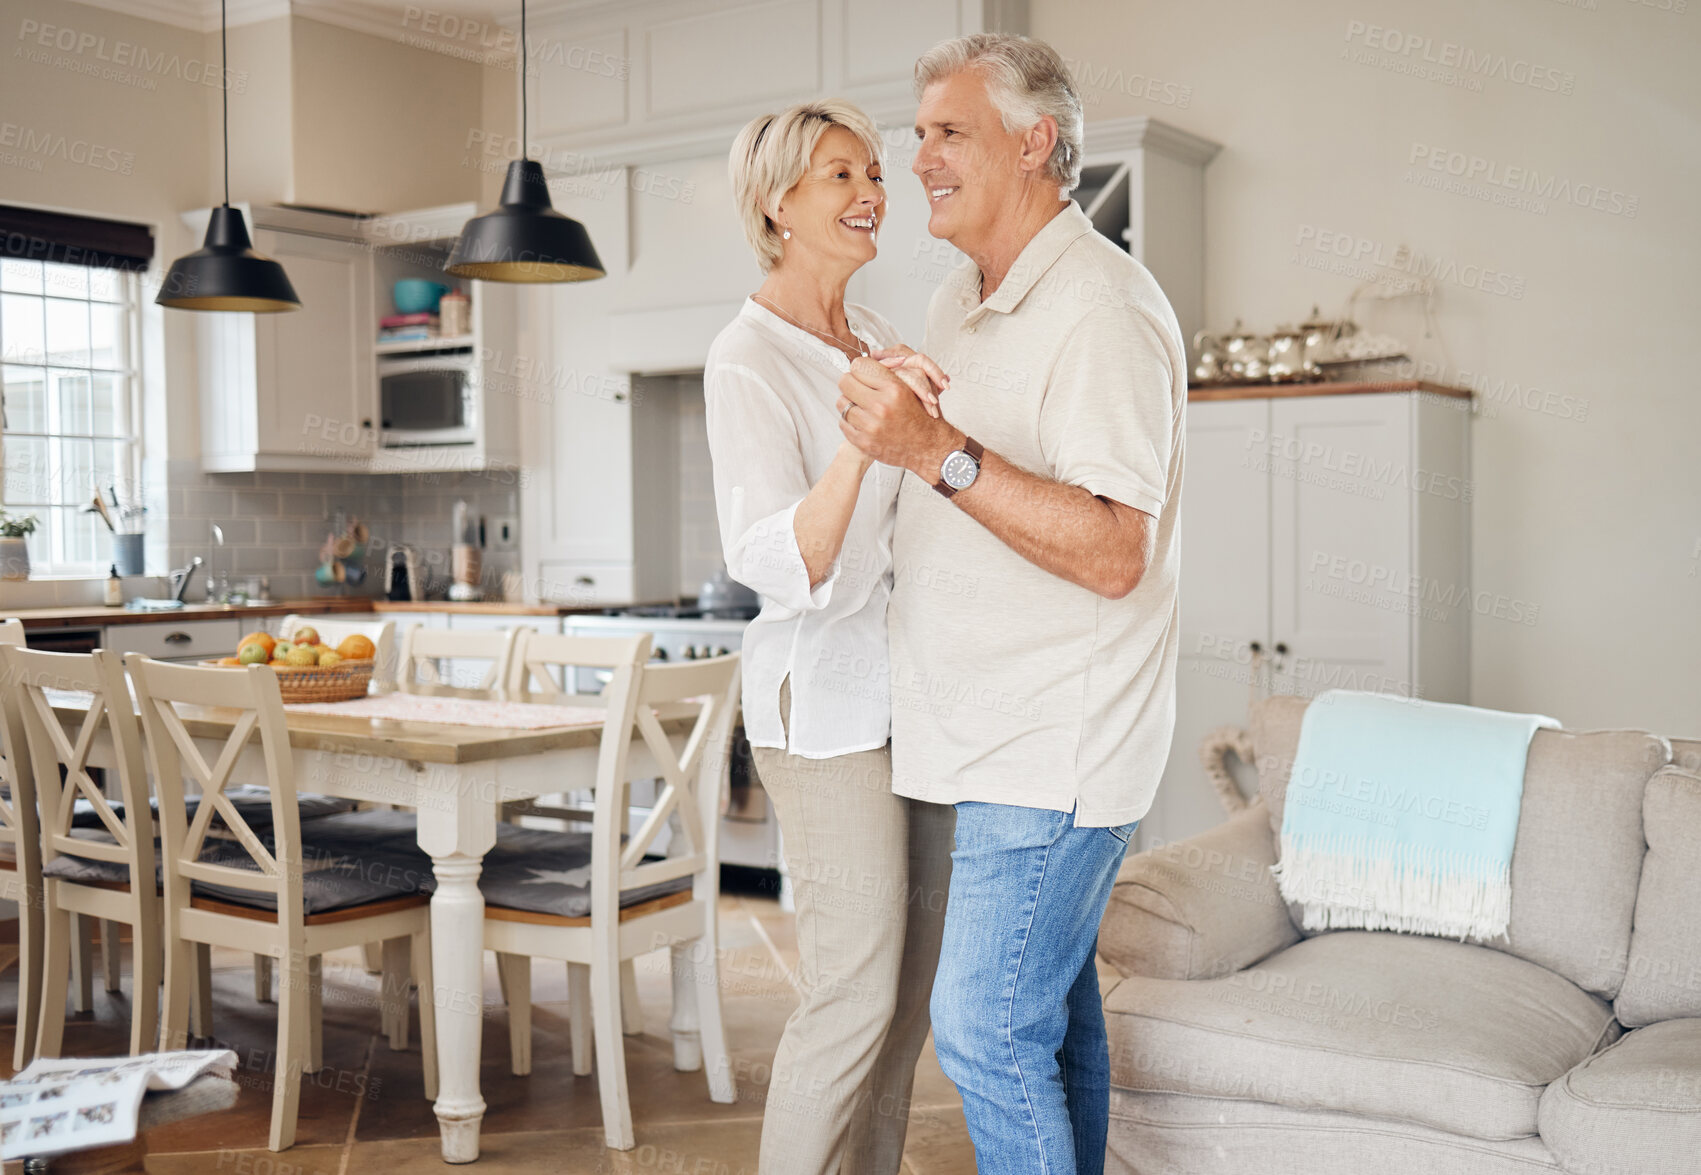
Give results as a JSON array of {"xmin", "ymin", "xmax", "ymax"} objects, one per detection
[
  {"xmin": 238, "ymin": 631, "xmax": 276, "ymax": 655},
  {"xmin": 336, "ymin": 634, "xmax": 376, "ymax": 661}
]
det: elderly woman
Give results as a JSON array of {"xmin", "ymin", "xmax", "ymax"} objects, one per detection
[{"xmin": 704, "ymin": 100, "xmax": 954, "ymax": 1175}]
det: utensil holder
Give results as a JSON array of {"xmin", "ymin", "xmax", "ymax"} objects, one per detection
[{"xmin": 113, "ymin": 532, "xmax": 145, "ymax": 576}]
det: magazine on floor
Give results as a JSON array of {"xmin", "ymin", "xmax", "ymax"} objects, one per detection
[{"xmin": 0, "ymin": 1049, "xmax": 237, "ymax": 1159}]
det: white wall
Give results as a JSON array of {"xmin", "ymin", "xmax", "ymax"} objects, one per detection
[{"xmin": 1034, "ymin": 0, "xmax": 1701, "ymax": 736}]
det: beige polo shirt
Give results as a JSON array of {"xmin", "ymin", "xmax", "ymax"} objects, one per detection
[{"xmin": 888, "ymin": 200, "xmax": 1186, "ymax": 828}]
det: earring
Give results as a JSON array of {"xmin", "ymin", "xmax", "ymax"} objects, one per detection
[{"xmin": 782, "ymin": 229, "xmax": 791, "ymax": 240}]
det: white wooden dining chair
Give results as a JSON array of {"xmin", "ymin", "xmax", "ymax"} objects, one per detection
[
  {"xmin": 268, "ymin": 615, "xmax": 396, "ymax": 993},
  {"xmin": 125, "ymin": 654, "xmax": 438, "ymax": 1152},
  {"xmin": 397, "ymin": 625, "xmax": 520, "ymax": 699},
  {"xmin": 0, "ymin": 619, "xmax": 46, "ymax": 1067},
  {"xmin": 482, "ymin": 640, "xmax": 742, "ymax": 1150},
  {"xmin": 277, "ymin": 615, "xmax": 397, "ymax": 687},
  {"xmin": 6, "ymin": 645, "xmax": 162, "ymax": 1061}
]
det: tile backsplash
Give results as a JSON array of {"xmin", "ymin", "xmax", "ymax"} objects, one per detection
[{"xmin": 163, "ymin": 459, "xmax": 520, "ymax": 604}]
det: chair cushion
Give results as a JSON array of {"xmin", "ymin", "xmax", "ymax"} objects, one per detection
[
  {"xmin": 1250, "ymin": 696, "xmax": 1666, "ymax": 998},
  {"xmin": 1104, "ymin": 930, "xmax": 1618, "ymax": 1141},
  {"xmin": 1616, "ymin": 767, "xmax": 1701, "ymax": 1025},
  {"xmin": 40, "ymin": 829, "xmax": 136, "ymax": 886},
  {"xmin": 47, "ymin": 787, "xmax": 356, "ymax": 830},
  {"xmin": 174, "ymin": 786, "xmax": 357, "ymax": 831},
  {"xmin": 189, "ymin": 837, "xmax": 431, "ymax": 916},
  {"xmin": 1538, "ymin": 1018, "xmax": 1701, "ymax": 1175},
  {"xmin": 477, "ymin": 825, "xmax": 692, "ymax": 919},
  {"xmin": 298, "ymin": 810, "xmax": 693, "ymax": 920}
]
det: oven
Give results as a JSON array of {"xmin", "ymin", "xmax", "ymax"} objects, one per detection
[
  {"xmin": 378, "ymin": 352, "xmax": 477, "ymax": 447},
  {"xmin": 564, "ymin": 610, "xmax": 776, "ymax": 873}
]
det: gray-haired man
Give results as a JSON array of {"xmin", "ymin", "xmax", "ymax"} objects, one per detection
[{"xmin": 838, "ymin": 33, "xmax": 1186, "ymax": 1174}]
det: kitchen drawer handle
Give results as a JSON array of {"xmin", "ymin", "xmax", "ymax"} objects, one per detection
[
  {"xmin": 574, "ymin": 575, "xmax": 595, "ymax": 586},
  {"xmin": 163, "ymin": 631, "xmax": 192, "ymax": 644}
]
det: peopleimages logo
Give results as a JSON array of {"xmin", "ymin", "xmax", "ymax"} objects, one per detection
[
  {"xmin": 1342, "ymin": 21, "xmax": 1577, "ymax": 95},
  {"xmin": 1407, "ymin": 144, "xmax": 1639, "ymax": 218},
  {"xmin": 0, "ymin": 123, "xmax": 134, "ymax": 174}
]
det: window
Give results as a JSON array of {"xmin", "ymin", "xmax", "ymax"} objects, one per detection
[{"xmin": 0, "ymin": 258, "xmax": 142, "ymax": 573}]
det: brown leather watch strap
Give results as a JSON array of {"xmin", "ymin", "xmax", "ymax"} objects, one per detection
[{"xmin": 933, "ymin": 435, "xmax": 984, "ymax": 499}]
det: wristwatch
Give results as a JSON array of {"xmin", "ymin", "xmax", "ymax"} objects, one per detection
[{"xmin": 934, "ymin": 436, "xmax": 984, "ymax": 498}]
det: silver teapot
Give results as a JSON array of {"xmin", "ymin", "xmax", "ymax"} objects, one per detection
[{"xmin": 1220, "ymin": 320, "xmax": 1269, "ymax": 383}]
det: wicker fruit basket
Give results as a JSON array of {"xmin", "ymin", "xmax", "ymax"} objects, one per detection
[{"xmin": 201, "ymin": 658, "xmax": 375, "ymax": 703}]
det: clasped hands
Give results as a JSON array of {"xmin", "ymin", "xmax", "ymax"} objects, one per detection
[{"xmin": 837, "ymin": 347, "xmax": 962, "ymax": 476}]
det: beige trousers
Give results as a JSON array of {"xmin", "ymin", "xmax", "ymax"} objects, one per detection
[{"xmin": 752, "ymin": 679, "xmax": 955, "ymax": 1175}]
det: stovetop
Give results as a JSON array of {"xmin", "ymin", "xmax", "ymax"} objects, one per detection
[{"xmin": 602, "ymin": 603, "xmax": 760, "ymax": 621}]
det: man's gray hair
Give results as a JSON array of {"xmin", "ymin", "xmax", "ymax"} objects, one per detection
[{"xmin": 914, "ymin": 33, "xmax": 1084, "ymax": 195}]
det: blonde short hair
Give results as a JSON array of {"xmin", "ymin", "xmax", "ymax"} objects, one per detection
[
  {"xmin": 728, "ymin": 100, "xmax": 885, "ymax": 273},
  {"xmin": 914, "ymin": 33, "xmax": 1084, "ymax": 195}
]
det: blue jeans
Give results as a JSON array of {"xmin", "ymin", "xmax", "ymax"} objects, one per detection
[{"xmin": 929, "ymin": 802, "xmax": 1137, "ymax": 1175}]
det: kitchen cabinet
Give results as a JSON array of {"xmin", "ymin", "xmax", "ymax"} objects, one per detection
[
  {"xmin": 101, "ymin": 617, "xmax": 242, "ymax": 664},
  {"xmin": 194, "ymin": 203, "xmax": 526, "ymax": 475},
  {"xmin": 1145, "ymin": 384, "xmax": 1471, "ymax": 852},
  {"xmin": 195, "ymin": 207, "xmax": 376, "ymax": 472},
  {"xmin": 361, "ymin": 204, "xmax": 523, "ymax": 474}
]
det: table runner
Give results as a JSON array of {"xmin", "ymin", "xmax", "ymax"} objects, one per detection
[{"xmin": 284, "ymin": 692, "xmax": 610, "ymax": 730}]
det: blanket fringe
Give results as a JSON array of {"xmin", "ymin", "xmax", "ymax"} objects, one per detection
[{"xmin": 1271, "ymin": 832, "xmax": 1512, "ymax": 943}]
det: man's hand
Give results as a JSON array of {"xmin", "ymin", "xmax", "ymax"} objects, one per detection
[{"xmin": 838, "ymin": 355, "xmax": 962, "ymax": 477}]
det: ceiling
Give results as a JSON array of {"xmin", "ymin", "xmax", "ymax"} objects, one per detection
[{"xmin": 69, "ymin": 0, "xmax": 526, "ymax": 37}]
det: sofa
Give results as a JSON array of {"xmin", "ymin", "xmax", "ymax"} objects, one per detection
[{"xmin": 1096, "ymin": 696, "xmax": 1701, "ymax": 1174}]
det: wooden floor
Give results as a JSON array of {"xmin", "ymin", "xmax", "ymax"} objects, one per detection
[{"xmin": 0, "ymin": 893, "xmax": 980, "ymax": 1173}]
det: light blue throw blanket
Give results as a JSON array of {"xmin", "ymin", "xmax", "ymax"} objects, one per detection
[{"xmin": 1270, "ymin": 690, "xmax": 1558, "ymax": 942}]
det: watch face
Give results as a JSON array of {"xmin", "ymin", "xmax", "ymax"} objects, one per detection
[{"xmin": 942, "ymin": 449, "xmax": 979, "ymax": 490}]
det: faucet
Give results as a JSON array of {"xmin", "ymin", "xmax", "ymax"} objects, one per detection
[{"xmin": 168, "ymin": 556, "xmax": 203, "ymax": 602}]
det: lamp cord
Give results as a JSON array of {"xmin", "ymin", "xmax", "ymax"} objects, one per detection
[
  {"xmin": 221, "ymin": 0, "xmax": 229, "ymax": 206},
  {"xmin": 520, "ymin": 0, "xmax": 528, "ymax": 160}
]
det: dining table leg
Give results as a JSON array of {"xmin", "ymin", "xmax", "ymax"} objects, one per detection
[{"xmin": 417, "ymin": 782, "xmax": 498, "ymax": 1164}]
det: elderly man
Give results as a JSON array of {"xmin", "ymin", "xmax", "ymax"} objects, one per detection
[{"xmin": 837, "ymin": 32, "xmax": 1187, "ymax": 1175}]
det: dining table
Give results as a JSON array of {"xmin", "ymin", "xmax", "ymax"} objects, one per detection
[{"xmin": 48, "ymin": 688, "xmax": 702, "ymax": 1163}]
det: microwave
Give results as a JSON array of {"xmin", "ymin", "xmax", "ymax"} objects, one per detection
[{"xmin": 378, "ymin": 353, "xmax": 477, "ymax": 447}]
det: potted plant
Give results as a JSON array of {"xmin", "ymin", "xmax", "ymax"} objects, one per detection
[{"xmin": 0, "ymin": 511, "xmax": 39, "ymax": 580}]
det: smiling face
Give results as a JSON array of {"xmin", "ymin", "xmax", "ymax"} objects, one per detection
[
  {"xmin": 912, "ymin": 68, "xmax": 1044, "ymax": 253},
  {"xmin": 771, "ymin": 123, "xmax": 884, "ymax": 272}
]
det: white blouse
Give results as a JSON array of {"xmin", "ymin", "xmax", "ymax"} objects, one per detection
[{"xmin": 704, "ymin": 297, "xmax": 906, "ymax": 759}]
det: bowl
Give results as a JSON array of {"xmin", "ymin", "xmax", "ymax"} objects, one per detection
[{"xmin": 393, "ymin": 279, "xmax": 449, "ymax": 315}]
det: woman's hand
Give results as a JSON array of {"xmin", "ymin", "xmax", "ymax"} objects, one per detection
[{"xmin": 870, "ymin": 345, "xmax": 950, "ymax": 419}]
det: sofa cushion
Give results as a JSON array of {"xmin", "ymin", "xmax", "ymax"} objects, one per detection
[
  {"xmin": 1615, "ymin": 767, "xmax": 1701, "ymax": 1026},
  {"xmin": 1104, "ymin": 930, "xmax": 1618, "ymax": 1141},
  {"xmin": 1538, "ymin": 1018, "xmax": 1701, "ymax": 1175},
  {"xmin": 1100, "ymin": 803, "xmax": 1299, "ymax": 981},
  {"xmin": 1107, "ymin": 1089, "xmax": 1566, "ymax": 1175},
  {"xmin": 1249, "ymin": 697, "xmax": 1665, "ymax": 998},
  {"xmin": 1669, "ymin": 737, "xmax": 1701, "ymax": 775}
]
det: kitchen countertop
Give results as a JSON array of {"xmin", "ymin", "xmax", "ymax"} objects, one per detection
[
  {"xmin": 3, "ymin": 597, "xmax": 671, "ymax": 630},
  {"xmin": 371, "ymin": 600, "xmax": 640, "ymax": 616},
  {"xmin": 6, "ymin": 598, "xmax": 378, "ymax": 630}
]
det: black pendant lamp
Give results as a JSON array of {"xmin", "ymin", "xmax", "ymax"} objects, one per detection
[
  {"xmin": 157, "ymin": 0, "xmax": 298, "ymax": 312},
  {"xmin": 446, "ymin": 0, "xmax": 604, "ymax": 283}
]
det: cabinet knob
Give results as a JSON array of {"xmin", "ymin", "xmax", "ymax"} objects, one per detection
[
  {"xmin": 1274, "ymin": 642, "xmax": 1289, "ymax": 656},
  {"xmin": 361, "ymin": 419, "xmax": 373, "ymax": 429},
  {"xmin": 1249, "ymin": 640, "xmax": 1263, "ymax": 654}
]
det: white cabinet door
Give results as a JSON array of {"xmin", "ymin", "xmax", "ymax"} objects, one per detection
[
  {"xmin": 252, "ymin": 230, "xmax": 375, "ymax": 463},
  {"xmin": 1268, "ymin": 394, "xmax": 1414, "ymax": 700},
  {"xmin": 1147, "ymin": 398, "xmax": 1271, "ymax": 849}
]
